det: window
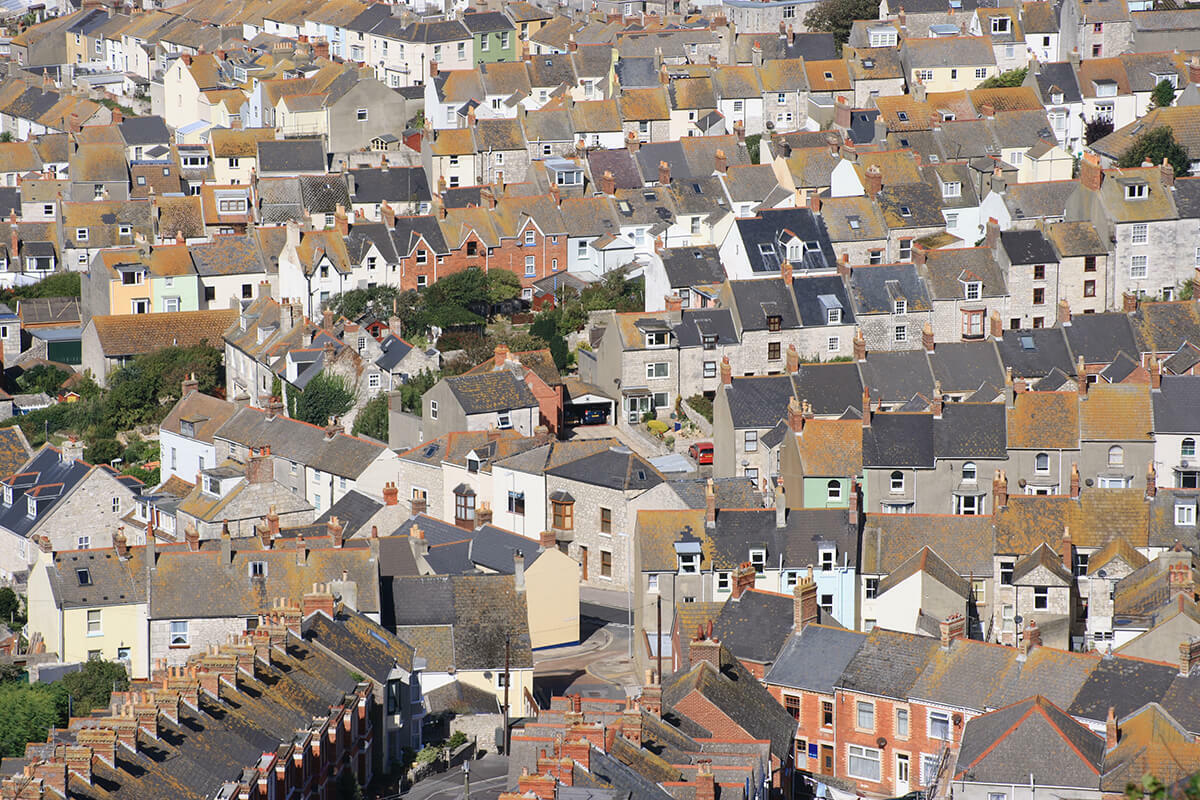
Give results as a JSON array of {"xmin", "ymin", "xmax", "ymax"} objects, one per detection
[
  {"xmin": 750, "ymin": 548, "xmax": 768, "ymax": 574},
  {"xmin": 827, "ymin": 307, "xmax": 842, "ymax": 324},
  {"xmin": 865, "ymin": 577, "xmax": 879, "ymax": 598},
  {"xmin": 896, "ymin": 708, "xmax": 909, "ymax": 738},
  {"xmin": 87, "ymin": 610, "xmax": 102, "ymax": 635},
  {"xmin": 744, "ymin": 430, "xmax": 758, "ymax": 452},
  {"xmin": 942, "ymin": 181, "xmax": 961, "ymax": 199},
  {"xmin": 990, "ymin": 15, "xmax": 1010, "ymax": 32},
  {"xmin": 894, "ymin": 325, "xmax": 908, "ymax": 343},
  {"xmin": 847, "ymin": 745, "xmax": 881, "ymax": 782},
  {"xmin": 600, "ymin": 550, "xmax": 613, "ymax": 578},
  {"xmin": 894, "ymin": 299, "xmax": 907, "ymax": 315},
  {"xmin": 869, "ymin": 250, "xmax": 883, "ymax": 265},
  {"xmin": 524, "ymin": 229, "xmax": 536, "ymax": 246},
  {"xmin": 678, "ymin": 552, "xmax": 699, "ymax": 574},
  {"xmin": 963, "ymin": 310, "xmax": 984, "ymax": 339},
  {"xmin": 1126, "ymin": 184, "xmax": 1147, "ymax": 201},
  {"xmin": 955, "ymin": 494, "xmax": 982, "ymax": 515},
  {"xmin": 828, "ymin": 336, "xmax": 840, "ymax": 352},
  {"xmin": 768, "ymin": 342, "xmax": 781, "ymax": 361},
  {"xmin": 1132, "ymin": 223, "xmax": 1148, "ymax": 244},
  {"xmin": 975, "ymin": 67, "xmax": 988, "ymax": 79},
  {"xmin": 507, "ymin": 491, "xmax": 525, "ymax": 516},
  {"xmin": 75, "ymin": 228, "xmax": 88, "ymax": 242},
  {"xmin": 716, "ymin": 571, "xmax": 731, "ymax": 592},
  {"xmin": 552, "ymin": 500, "xmax": 574, "ymax": 530},
  {"xmin": 1033, "ymin": 586, "xmax": 1049, "ymax": 609},
  {"xmin": 1035, "ymin": 452, "xmax": 1050, "ymax": 474},
  {"xmin": 524, "ymin": 256, "xmax": 536, "ymax": 276},
  {"xmin": 1033, "ymin": 288, "xmax": 1045, "ymax": 306},
  {"xmin": 76, "ymin": 535, "xmax": 90, "ymax": 550},
  {"xmin": 648, "ymin": 574, "xmax": 659, "ymax": 593},
  {"xmin": 962, "ymin": 462, "xmax": 977, "ymax": 483},
  {"xmin": 600, "ymin": 507, "xmax": 612, "ymax": 534},
  {"xmin": 169, "ymin": 620, "xmax": 189, "ymax": 646},
  {"xmin": 820, "ymin": 549, "xmax": 835, "ymax": 572},
  {"xmin": 1176, "ymin": 503, "xmax": 1196, "ymax": 526},
  {"xmin": 249, "ymin": 561, "xmax": 267, "ymax": 577},
  {"xmin": 785, "ymin": 695, "xmax": 801, "ymax": 719},
  {"xmin": 857, "ymin": 701, "xmax": 875, "ymax": 730},
  {"xmin": 1084, "ymin": 280, "xmax": 1096, "ymax": 297},
  {"xmin": 766, "ymin": 314, "xmax": 783, "ymax": 332},
  {"xmin": 455, "ymin": 490, "xmax": 476, "ymax": 524},
  {"xmin": 646, "ymin": 330, "xmax": 669, "ymax": 347},
  {"xmin": 1000, "ymin": 560, "xmax": 1014, "ymax": 585},
  {"xmin": 430, "ymin": 400, "xmax": 438, "ymax": 419},
  {"xmin": 644, "ymin": 362, "xmax": 671, "ymax": 380},
  {"xmin": 1108, "ymin": 445, "xmax": 1124, "ymax": 466},
  {"xmin": 899, "ymin": 239, "xmax": 912, "ymax": 261},
  {"xmin": 827, "ymin": 480, "xmax": 842, "ymax": 502},
  {"xmin": 890, "ymin": 471, "xmax": 905, "ymax": 493},
  {"xmin": 822, "ymin": 701, "xmax": 834, "ymax": 727},
  {"xmin": 929, "ymin": 710, "xmax": 951, "ymax": 740},
  {"xmin": 703, "ymin": 361, "xmax": 717, "ymax": 379},
  {"xmin": 368, "ymin": 373, "xmax": 381, "ymax": 390}
]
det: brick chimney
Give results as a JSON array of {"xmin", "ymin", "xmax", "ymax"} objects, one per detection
[
  {"xmin": 865, "ymin": 163, "xmax": 882, "ymax": 195},
  {"xmin": 600, "ymin": 169, "xmax": 616, "ymax": 195},
  {"xmin": 990, "ymin": 310, "xmax": 1003, "ymax": 340},
  {"xmin": 327, "ymin": 516, "xmax": 343, "ymax": 548},
  {"xmin": 383, "ymin": 481, "xmax": 399, "ymax": 506},
  {"xmin": 476, "ymin": 502, "xmax": 494, "ymax": 528},
  {"xmin": 731, "ymin": 561, "xmax": 756, "ymax": 599},
  {"xmin": 245, "ymin": 446, "xmax": 272, "ymax": 484},
  {"xmin": 1061, "ymin": 526, "xmax": 1073, "ymax": 573},
  {"xmin": 862, "ymin": 386, "xmax": 872, "ymax": 429},
  {"xmin": 993, "ymin": 469, "xmax": 1008, "ymax": 512},
  {"xmin": 182, "ymin": 372, "xmax": 199, "ymax": 395},
  {"xmin": 781, "ymin": 258, "xmax": 793, "ymax": 286},
  {"xmin": 786, "ymin": 396, "xmax": 804, "ymax": 433},
  {"xmin": 719, "ymin": 356, "xmax": 731, "ymax": 385},
  {"xmin": 932, "ymin": 379, "xmax": 943, "ymax": 418},
  {"xmin": 665, "ymin": 294, "xmax": 683, "ymax": 313},
  {"xmin": 922, "ymin": 321, "xmax": 934, "ymax": 353},
  {"xmin": 333, "ymin": 204, "xmax": 349, "ymax": 236},
  {"xmin": 1122, "ymin": 291, "xmax": 1138, "ymax": 313},
  {"xmin": 1168, "ymin": 560, "xmax": 1193, "ymax": 598},
  {"xmin": 625, "ymin": 129, "xmax": 640, "ymax": 152},
  {"xmin": 1080, "ymin": 153, "xmax": 1103, "ymax": 192},
  {"xmin": 714, "ymin": 148, "xmax": 727, "ymax": 174},
  {"xmin": 784, "ymin": 344, "xmax": 800, "ymax": 374},
  {"xmin": 302, "ymin": 583, "xmax": 335, "ymax": 619},
  {"xmin": 1070, "ymin": 462, "xmax": 1081, "ymax": 498},
  {"xmin": 1057, "ymin": 299, "xmax": 1071, "ymax": 326},
  {"xmin": 939, "ymin": 612, "xmax": 966, "ymax": 649},
  {"xmin": 1018, "ymin": 618, "xmax": 1041, "ymax": 658},
  {"xmin": 1152, "ymin": 357, "xmax": 1162, "ymax": 390},
  {"xmin": 695, "ymin": 761, "xmax": 716, "ymax": 800},
  {"xmin": 1077, "ymin": 355, "xmax": 1089, "ymax": 396},
  {"xmin": 848, "ymin": 478, "xmax": 859, "ymax": 526},
  {"xmin": 1179, "ymin": 637, "xmax": 1200, "ymax": 676},
  {"xmin": 185, "ymin": 524, "xmax": 200, "ymax": 551},
  {"xmin": 794, "ymin": 568, "xmax": 818, "ymax": 629},
  {"xmin": 494, "ymin": 342, "xmax": 510, "ymax": 369},
  {"xmin": 733, "ymin": 119, "xmax": 746, "ymax": 142},
  {"xmin": 658, "ymin": 160, "xmax": 671, "ymax": 186},
  {"xmin": 540, "ymin": 529, "xmax": 557, "ymax": 551},
  {"xmin": 113, "ymin": 527, "xmax": 129, "ymax": 559},
  {"xmin": 1190, "ymin": 57, "xmax": 1200, "ymax": 86},
  {"xmin": 1160, "ymin": 158, "xmax": 1175, "ymax": 188},
  {"xmin": 853, "ymin": 328, "xmax": 867, "ymax": 361},
  {"xmin": 705, "ymin": 478, "xmax": 717, "ymax": 528},
  {"xmin": 689, "ymin": 622, "xmax": 722, "ymax": 669},
  {"xmin": 1147, "ymin": 462, "xmax": 1157, "ymax": 499},
  {"xmin": 985, "ymin": 217, "xmax": 1000, "ymax": 251},
  {"xmin": 1106, "ymin": 707, "xmax": 1118, "ymax": 750}
]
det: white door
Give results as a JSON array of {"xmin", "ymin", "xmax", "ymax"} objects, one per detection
[{"xmin": 896, "ymin": 753, "xmax": 910, "ymax": 795}]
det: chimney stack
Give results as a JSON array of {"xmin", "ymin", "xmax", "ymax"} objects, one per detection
[
  {"xmin": 705, "ymin": 478, "xmax": 717, "ymax": 528},
  {"xmin": 181, "ymin": 372, "xmax": 199, "ymax": 395},
  {"xmin": 719, "ymin": 356, "xmax": 732, "ymax": 385},
  {"xmin": 939, "ymin": 612, "xmax": 966, "ymax": 649},
  {"xmin": 990, "ymin": 310, "xmax": 1003, "ymax": 340},
  {"xmin": 1179, "ymin": 637, "xmax": 1200, "ymax": 676},
  {"xmin": 1070, "ymin": 462, "xmax": 1081, "ymax": 498},
  {"xmin": 1057, "ymin": 299, "xmax": 1071, "ymax": 326},
  {"xmin": 714, "ymin": 148, "xmax": 727, "ymax": 174},
  {"xmin": 985, "ymin": 217, "xmax": 1000, "ymax": 251},
  {"xmin": 1106, "ymin": 707, "xmax": 1118, "ymax": 750},
  {"xmin": 853, "ymin": 328, "xmax": 866, "ymax": 361},
  {"xmin": 513, "ymin": 550, "xmax": 525, "ymax": 592},
  {"xmin": 1152, "ymin": 357, "xmax": 1162, "ymax": 390},
  {"xmin": 383, "ymin": 481, "xmax": 400, "ymax": 506},
  {"xmin": 731, "ymin": 561, "xmax": 756, "ymax": 599},
  {"xmin": 922, "ymin": 321, "xmax": 934, "ymax": 353},
  {"xmin": 1061, "ymin": 526, "xmax": 1073, "ymax": 573},
  {"xmin": 658, "ymin": 160, "xmax": 671, "ymax": 186},
  {"xmin": 600, "ymin": 169, "xmax": 616, "ymax": 195},
  {"xmin": 865, "ymin": 164, "xmax": 882, "ymax": 195},
  {"xmin": 327, "ymin": 516, "xmax": 344, "ymax": 548},
  {"xmin": 862, "ymin": 386, "xmax": 872, "ymax": 429},
  {"xmin": 785, "ymin": 344, "xmax": 800, "ymax": 374},
  {"xmin": 1080, "ymin": 153, "xmax": 1103, "ymax": 192},
  {"xmin": 781, "ymin": 258, "xmax": 793, "ymax": 287},
  {"xmin": 992, "ymin": 470, "xmax": 1008, "ymax": 512},
  {"xmin": 1147, "ymin": 462, "xmax": 1157, "ymax": 499},
  {"xmin": 794, "ymin": 568, "xmax": 818, "ymax": 629}
]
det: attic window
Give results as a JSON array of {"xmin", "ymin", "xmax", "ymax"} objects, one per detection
[
  {"xmin": 76, "ymin": 568, "xmax": 92, "ymax": 586},
  {"xmin": 848, "ymin": 216, "xmax": 861, "ymax": 230},
  {"xmin": 759, "ymin": 243, "xmax": 776, "ymax": 256},
  {"xmin": 990, "ymin": 16, "xmax": 1010, "ymax": 32},
  {"xmin": 749, "ymin": 547, "xmax": 767, "ymax": 573},
  {"xmin": 824, "ymin": 71, "xmax": 834, "ymax": 81},
  {"xmin": 249, "ymin": 561, "xmax": 267, "ymax": 577},
  {"xmin": 1125, "ymin": 183, "xmax": 1147, "ymax": 200},
  {"xmin": 1020, "ymin": 335, "xmax": 1036, "ymax": 351},
  {"xmin": 897, "ymin": 111, "xmax": 909, "ymax": 122},
  {"xmin": 900, "ymin": 205, "xmax": 912, "ymax": 217},
  {"xmin": 1051, "ymin": 92, "xmax": 1064, "ymax": 104}
]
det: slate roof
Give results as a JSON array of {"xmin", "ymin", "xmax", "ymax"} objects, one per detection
[
  {"xmin": 398, "ymin": 514, "xmax": 543, "ymax": 574},
  {"xmin": 732, "ymin": 207, "xmax": 836, "ymax": 273},
  {"xmin": 257, "ymin": 139, "xmax": 326, "ymax": 174},
  {"xmin": 1153, "ymin": 376, "xmax": 1200, "ymax": 433},
  {"xmin": 1065, "ymin": 312, "xmax": 1140, "ymax": 365},
  {"xmin": 728, "ymin": 278, "xmax": 800, "ymax": 332},
  {"xmin": 863, "ymin": 412, "xmax": 935, "ymax": 467},
  {"xmin": 928, "ymin": 341, "xmax": 1006, "ymax": 396},
  {"xmin": 860, "ymin": 350, "xmax": 935, "ymax": 405},
  {"xmin": 722, "ymin": 375, "xmax": 795, "ymax": 429},
  {"xmin": 838, "ymin": 627, "xmax": 939, "ymax": 695},
  {"xmin": 444, "ymin": 371, "xmax": 538, "ymax": 414},
  {"xmin": 765, "ymin": 625, "xmax": 867, "ymax": 694},
  {"xmin": 302, "ymin": 606, "xmax": 415, "ymax": 680},
  {"xmin": 1069, "ymin": 656, "xmax": 1181, "ymax": 722},
  {"xmin": 349, "ymin": 166, "xmax": 431, "ymax": 205},
  {"xmin": 546, "ymin": 445, "xmax": 664, "ymax": 492},
  {"xmin": 1000, "ymin": 229, "xmax": 1059, "ymax": 265},
  {"xmin": 849, "ymin": 263, "xmax": 932, "ymax": 315},
  {"xmin": 711, "ymin": 589, "xmax": 795, "ymax": 665},
  {"xmin": 997, "ymin": 328, "xmax": 1076, "ymax": 378},
  {"xmin": 934, "ymin": 402, "xmax": 1008, "ymax": 459},
  {"xmin": 955, "ymin": 696, "xmax": 1104, "ymax": 785},
  {"xmin": 660, "ymin": 245, "xmax": 726, "ymax": 288},
  {"xmin": 213, "ymin": 406, "xmax": 385, "ymax": 479},
  {"xmin": 794, "ymin": 362, "xmax": 865, "ymax": 418},
  {"xmin": 673, "ymin": 308, "xmax": 738, "ymax": 349}
]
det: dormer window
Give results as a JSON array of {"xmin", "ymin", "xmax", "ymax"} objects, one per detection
[
  {"xmin": 204, "ymin": 475, "xmax": 219, "ymax": 494},
  {"xmin": 1176, "ymin": 503, "xmax": 1196, "ymax": 526},
  {"xmin": 249, "ymin": 560, "xmax": 267, "ymax": 577},
  {"xmin": 645, "ymin": 330, "xmax": 669, "ymax": 348},
  {"xmin": 819, "ymin": 547, "xmax": 836, "ymax": 571},
  {"xmin": 678, "ymin": 552, "xmax": 700, "ymax": 574},
  {"xmin": 942, "ymin": 181, "xmax": 961, "ymax": 199},
  {"xmin": 964, "ymin": 282, "xmax": 981, "ymax": 301},
  {"xmin": 180, "ymin": 420, "xmax": 195, "ymax": 437},
  {"xmin": 1125, "ymin": 183, "xmax": 1147, "ymax": 200},
  {"xmin": 990, "ymin": 16, "xmax": 1010, "ymax": 32},
  {"xmin": 1051, "ymin": 92, "xmax": 1064, "ymax": 104},
  {"xmin": 467, "ymin": 456, "xmax": 480, "ymax": 473},
  {"xmin": 787, "ymin": 241, "xmax": 803, "ymax": 261},
  {"xmin": 26, "ymin": 496, "xmax": 36, "ymax": 519},
  {"xmin": 749, "ymin": 547, "xmax": 767, "ymax": 574},
  {"xmin": 827, "ymin": 308, "xmax": 842, "ymax": 324},
  {"xmin": 894, "ymin": 299, "xmax": 907, "ymax": 315},
  {"xmin": 2, "ymin": 486, "xmax": 10, "ymax": 506},
  {"xmin": 767, "ymin": 315, "xmax": 782, "ymax": 332}
]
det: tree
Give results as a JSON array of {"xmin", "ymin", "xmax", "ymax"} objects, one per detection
[
  {"xmin": 293, "ymin": 372, "xmax": 356, "ymax": 426},
  {"xmin": 1150, "ymin": 78, "xmax": 1176, "ymax": 109},
  {"xmin": 1084, "ymin": 116, "xmax": 1114, "ymax": 146},
  {"xmin": 398, "ymin": 370, "xmax": 438, "ymax": 415},
  {"xmin": 58, "ymin": 660, "xmax": 128, "ymax": 718},
  {"xmin": 15, "ymin": 365, "xmax": 70, "ymax": 396},
  {"xmin": 87, "ymin": 439, "xmax": 122, "ymax": 466},
  {"xmin": 0, "ymin": 683, "xmax": 63, "ymax": 757},
  {"xmin": 324, "ymin": 286, "xmax": 406, "ymax": 323},
  {"xmin": 351, "ymin": 393, "xmax": 389, "ymax": 441},
  {"xmin": 804, "ymin": 0, "xmax": 882, "ymax": 48},
  {"xmin": 978, "ymin": 66, "xmax": 1028, "ymax": 88},
  {"xmin": 0, "ymin": 132, "xmax": 13, "ymax": 143},
  {"xmin": 1118, "ymin": 125, "xmax": 1190, "ymax": 177},
  {"xmin": 335, "ymin": 769, "xmax": 364, "ymax": 800},
  {"xmin": 0, "ymin": 588, "xmax": 24, "ymax": 627},
  {"xmin": 486, "ymin": 270, "xmax": 522, "ymax": 305}
]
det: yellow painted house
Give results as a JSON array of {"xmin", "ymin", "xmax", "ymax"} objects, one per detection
[{"xmin": 26, "ymin": 535, "xmax": 153, "ymax": 677}]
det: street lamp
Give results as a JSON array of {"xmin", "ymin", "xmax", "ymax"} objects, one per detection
[{"xmin": 462, "ymin": 759, "xmax": 470, "ymax": 799}]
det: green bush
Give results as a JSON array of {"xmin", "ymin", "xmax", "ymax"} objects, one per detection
[
  {"xmin": 685, "ymin": 394, "xmax": 713, "ymax": 423},
  {"xmin": 414, "ymin": 744, "xmax": 441, "ymax": 765},
  {"xmin": 87, "ymin": 439, "xmax": 122, "ymax": 466},
  {"xmin": 293, "ymin": 372, "xmax": 356, "ymax": 427},
  {"xmin": 351, "ymin": 393, "xmax": 389, "ymax": 440},
  {"xmin": 15, "ymin": 365, "xmax": 69, "ymax": 396},
  {"xmin": 647, "ymin": 419, "xmax": 669, "ymax": 435},
  {"xmin": 448, "ymin": 731, "xmax": 468, "ymax": 748}
]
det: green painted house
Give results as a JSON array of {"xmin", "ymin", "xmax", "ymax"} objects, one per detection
[{"xmin": 463, "ymin": 11, "xmax": 517, "ymax": 63}]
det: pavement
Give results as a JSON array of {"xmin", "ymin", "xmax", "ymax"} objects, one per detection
[
  {"xmin": 395, "ymin": 753, "xmax": 509, "ymax": 800},
  {"xmin": 533, "ymin": 615, "xmax": 643, "ymax": 700}
]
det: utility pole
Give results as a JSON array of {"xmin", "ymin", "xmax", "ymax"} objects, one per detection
[{"xmin": 503, "ymin": 633, "xmax": 511, "ymax": 754}]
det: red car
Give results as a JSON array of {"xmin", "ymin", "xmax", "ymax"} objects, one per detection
[{"xmin": 688, "ymin": 442, "xmax": 714, "ymax": 465}]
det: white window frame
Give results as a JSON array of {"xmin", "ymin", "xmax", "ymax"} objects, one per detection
[
  {"xmin": 847, "ymin": 745, "xmax": 882, "ymax": 782},
  {"xmin": 169, "ymin": 620, "xmax": 189, "ymax": 645}
]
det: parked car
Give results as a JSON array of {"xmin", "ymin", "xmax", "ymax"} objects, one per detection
[
  {"xmin": 581, "ymin": 408, "xmax": 608, "ymax": 425},
  {"xmin": 688, "ymin": 442, "xmax": 714, "ymax": 464}
]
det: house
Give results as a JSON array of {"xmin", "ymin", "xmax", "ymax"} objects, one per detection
[
  {"xmin": 421, "ymin": 369, "xmax": 540, "ymax": 440},
  {"xmin": 81, "ymin": 309, "xmax": 239, "ymax": 387}
]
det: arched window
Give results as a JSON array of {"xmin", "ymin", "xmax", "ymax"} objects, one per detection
[
  {"xmin": 1183, "ymin": 438, "xmax": 1196, "ymax": 459},
  {"xmin": 1035, "ymin": 452, "xmax": 1050, "ymax": 474},
  {"xmin": 962, "ymin": 462, "xmax": 977, "ymax": 483},
  {"xmin": 890, "ymin": 471, "xmax": 905, "ymax": 493},
  {"xmin": 827, "ymin": 480, "xmax": 842, "ymax": 502},
  {"xmin": 1109, "ymin": 445, "xmax": 1124, "ymax": 466}
]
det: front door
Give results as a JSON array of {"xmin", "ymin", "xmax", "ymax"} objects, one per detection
[
  {"xmin": 896, "ymin": 753, "xmax": 910, "ymax": 795},
  {"xmin": 580, "ymin": 546, "xmax": 589, "ymax": 581},
  {"xmin": 821, "ymin": 744, "xmax": 833, "ymax": 773}
]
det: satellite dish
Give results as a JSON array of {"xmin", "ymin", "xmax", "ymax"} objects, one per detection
[
  {"xmin": 1014, "ymin": 614, "xmax": 1024, "ymax": 625},
  {"xmin": 1097, "ymin": 569, "xmax": 1108, "ymax": 578}
]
